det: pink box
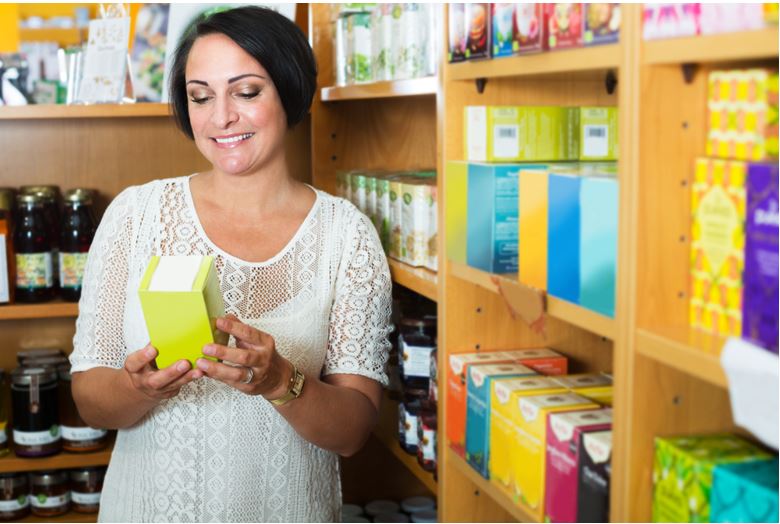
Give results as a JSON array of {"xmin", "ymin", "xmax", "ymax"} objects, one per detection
[
  {"xmin": 643, "ymin": 3, "xmax": 701, "ymax": 40},
  {"xmin": 700, "ymin": 4, "xmax": 765, "ymax": 35},
  {"xmin": 544, "ymin": 408, "xmax": 612, "ymax": 523},
  {"xmin": 547, "ymin": 3, "xmax": 583, "ymax": 50}
]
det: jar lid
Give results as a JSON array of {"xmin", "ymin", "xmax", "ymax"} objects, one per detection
[
  {"xmin": 20, "ymin": 185, "xmax": 58, "ymax": 199},
  {"xmin": 16, "ymin": 193, "xmax": 42, "ymax": 205},
  {"xmin": 0, "ymin": 188, "xmax": 14, "ymax": 212},
  {"xmin": 70, "ymin": 467, "xmax": 106, "ymax": 483},
  {"xmin": 410, "ymin": 509, "xmax": 437, "ymax": 523},
  {"xmin": 373, "ymin": 512, "xmax": 410, "ymax": 523},
  {"xmin": 401, "ymin": 497, "xmax": 435, "ymax": 514},
  {"xmin": 31, "ymin": 470, "xmax": 67, "ymax": 486},
  {"xmin": 17, "ymin": 349, "xmax": 64, "ymax": 363},
  {"xmin": 64, "ymin": 188, "xmax": 94, "ymax": 204},
  {"xmin": 21, "ymin": 356, "xmax": 69, "ymax": 368},
  {"xmin": 12, "ymin": 366, "xmax": 57, "ymax": 386},
  {"xmin": 365, "ymin": 500, "xmax": 400, "ymax": 517},
  {"xmin": 0, "ymin": 472, "xmax": 27, "ymax": 489},
  {"xmin": 342, "ymin": 504, "xmax": 364, "ymax": 517},
  {"xmin": 400, "ymin": 317, "xmax": 436, "ymax": 329}
]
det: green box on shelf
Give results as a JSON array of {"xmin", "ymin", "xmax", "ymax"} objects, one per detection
[
  {"xmin": 579, "ymin": 107, "xmax": 618, "ymax": 161},
  {"xmin": 652, "ymin": 434, "xmax": 773, "ymax": 523}
]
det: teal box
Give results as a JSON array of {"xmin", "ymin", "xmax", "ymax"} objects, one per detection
[
  {"xmin": 711, "ymin": 459, "xmax": 779, "ymax": 523},
  {"xmin": 548, "ymin": 169, "xmax": 582, "ymax": 303},
  {"xmin": 465, "ymin": 362, "xmax": 537, "ymax": 478},
  {"xmin": 467, "ymin": 163, "xmax": 546, "ymax": 273},
  {"xmin": 580, "ymin": 172, "xmax": 618, "ymax": 317}
]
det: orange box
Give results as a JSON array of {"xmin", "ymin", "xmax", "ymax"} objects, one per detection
[{"xmin": 503, "ymin": 348, "xmax": 568, "ymax": 376}]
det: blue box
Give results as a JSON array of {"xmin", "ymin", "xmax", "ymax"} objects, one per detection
[
  {"xmin": 580, "ymin": 173, "xmax": 618, "ymax": 317},
  {"xmin": 548, "ymin": 169, "xmax": 582, "ymax": 303},
  {"xmin": 711, "ymin": 459, "xmax": 779, "ymax": 523},
  {"xmin": 467, "ymin": 163, "xmax": 545, "ymax": 273},
  {"xmin": 465, "ymin": 362, "xmax": 536, "ymax": 478},
  {"xmin": 492, "ymin": 4, "xmax": 516, "ymax": 58}
]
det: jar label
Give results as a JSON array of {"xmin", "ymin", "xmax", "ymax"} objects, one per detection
[
  {"xmin": 59, "ymin": 252, "xmax": 88, "ymax": 289},
  {"xmin": 13, "ymin": 426, "xmax": 61, "ymax": 446},
  {"xmin": 62, "ymin": 426, "xmax": 107, "ymax": 442},
  {"xmin": 72, "ymin": 491, "xmax": 101, "ymax": 505},
  {"xmin": 0, "ymin": 496, "xmax": 29, "ymax": 511},
  {"xmin": 30, "ymin": 492, "xmax": 70, "ymax": 508},
  {"xmin": 420, "ymin": 427, "xmax": 436, "ymax": 461},
  {"xmin": 15, "ymin": 253, "xmax": 53, "ymax": 289},
  {"xmin": 0, "ymin": 422, "xmax": 7, "ymax": 445},
  {"xmin": 400, "ymin": 339, "xmax": 434, "ymax": 378},
  {"xmin": 403, "ymin": 410, "xmax": 419, "ymax": 447}
]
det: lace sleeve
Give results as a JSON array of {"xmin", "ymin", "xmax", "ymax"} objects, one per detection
[
  {"xmin": 70, "ymin": 186, "xmax": 138, "ymax": 372},
  {"xmin": 323, "ymin": 211, "xmax": 392, "ymax": 386}
]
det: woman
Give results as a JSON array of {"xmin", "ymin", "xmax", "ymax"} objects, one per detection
[{"xmin": 70, "ymin": 7, "xmax": 392, "ymax": 522}]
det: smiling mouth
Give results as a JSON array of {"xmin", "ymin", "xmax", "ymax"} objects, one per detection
[{"xmin": 212, "ymin": 133, "xmax": 254, "ymax": 145}]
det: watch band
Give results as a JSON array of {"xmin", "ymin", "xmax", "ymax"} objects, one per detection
[{"xmin": 270, "ymin": 363, "xmax": 305, "ymax": 406}]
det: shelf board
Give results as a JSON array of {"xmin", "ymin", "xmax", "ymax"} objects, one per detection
[
  {"xmin": 0, "ymin": 300, "xmax": 78, "ymax": 320},
  {"xmin": 321, "ymin": 77, "xmax": 437, "ymax": 102},
  {"xmin": 0, "ymin": 103, "xmax": 170, "ymax": 120},
  {"xmin": 21, "ymin": 510, "xmax": 98, "ymax": 523},
  {"xmin": 0, "ymin": 441, "xmax": 113, "ymax": 474},
  {"xmin": 449, "ymin": 261, "xmax": 615, "ymax": 339},
  {"xmin": 446, "ymin": 45, "xmax": 620, "ymax": 81},
  {"xmin": 388, "ymin": 259, "xmax": 438, "ymax": 302},
  {"xmin": 446, "ymin": 448, "xmax": 536, "ymax": 522},
  {"xmin": 374, "ymin": 393, "xmax": 437, "ymax": 494},
  {"xmin": 643, "ymin": 28, "xmax": 779, "ymax": 64},
  {"xmin": 635, "ymin": 326, "xmax": 728, "ymax": 388}
]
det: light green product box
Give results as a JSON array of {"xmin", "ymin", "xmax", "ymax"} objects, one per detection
[
  {"xmin": 375, "ymin": 175, "xmax": 392, "ymax": 252},
  {"xmin": 350, "ymin": 172, "xmax": 368, "ymax": 214},
  {"xmin": 465, "ymin": 106, "xmax": 580, "ymax": 162},
  {"xmin": 427, "ymin": 178, "xmax": 438, "ymax": 272},
  {"xmin": 347, "ymin": 10, "xmax": 374, "ymax": 84},
  {"xmin": 652, "ymin": 434, "xmax": 773, "ymax": 523},
  {"xmin": 579, "ymin": 107, "xmax": 619, "ymax": 161},
  {"xmin": 365, "ymin": 174, "xmax": 377, "ymax": 227},
  {"xmin": 371, "ymin": 4, "xmax": 401, "ymax": 81},
  {"xmin": 446, "ymin": 161, "xmax": 468, "ymax": 265},
  {"xmin": 401, "ymin": 176, "xmax": 435, "ymax": 267},
  {"xmin": 33, "ymin": 80, "xmax": 66, "ymax": 105},
  {"xmin": 388, "ymin": 176, "xmax": 404, "ymax": 261},
  {"xmin": 138, "ymin": 256, "xmax": 228, "ymax": 369},
  {"xmin": 400, "ymin": 3, "xmax": 424, "ymax": 80}
]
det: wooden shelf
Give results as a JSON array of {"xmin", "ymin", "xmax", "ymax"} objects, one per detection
[
  {"xmin": 446, "ymin": 45, "xmax": 620, "ymax": 81},
  {"xmin": 321, "ymin": 77, "xmax": 437, "ymax": 102},
  {"xmin": 0, "ymin": 300, "xmax": 78, "ymax": 321},
  {"xmin": 21, "ymin": 510, "xmax": 98, "ymax": 523},
  {"xmin": 635, "ymin": 326, "xmax": 728, "ymax": 388},
  {"xmin": 449, "ymin": 261, "xmax": 615, "ymax": 339},
  {"xmin": 643, "ymin": 27, "xmax": 779, "ymax": 64},
  {"xmin": 388, "ymin": 259, "xmax": 438, "ymax": 302},
  {"xmin": 374, "ymin": 393, "xmax": 437, "ymax": 494},
  {"xmin": 19, "ymin": 27, "xmax": 87, "ymax": 46},
  {"xmin": 0, "ymin": 441, "xmax": 113, "ymax": 474},
  {"xmin": 0, "ymin": 103, "xmax": 170, "ymax": 120},
  {"xmin": 447, "ymin": 448, "xmax": 536, "ymax": 523}
]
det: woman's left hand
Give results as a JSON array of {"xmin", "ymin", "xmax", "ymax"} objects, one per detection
[{"xmin": 196, "ymin": 314, "xmax": 292, "ymax": 398}]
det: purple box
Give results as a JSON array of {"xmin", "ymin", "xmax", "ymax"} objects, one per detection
[{"xmin": 743, "ymin": 163, "xmax": 779, "ymax": 353}]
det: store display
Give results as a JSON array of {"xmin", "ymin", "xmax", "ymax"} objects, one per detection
[
  {"xmin": 577, "ymin": 430, "xmax": 613, "ymax": 522},
  {"xmin": 0, "ymin": 473, "xmax": 29, "ymax": 522},
  {"xmin": 58, "ymin": 366, "xmax": 108, "ymax": 453},
  {"xmin": 465, "ymin": 4, "xmax": 490, "ymax": 60},
  {"xmin": 742, "ymin": 163, "xmax": 779, "ymax": 353},
  {"xmin": 579, "ymin": 107, "xmax": 618, "ymax": 161},
  {"xmin": 11, "ymin": 367, "xmax": 61, "ymax": 457},
  {"xmin": 547, "ymin": 3, "xmax": 583, "ymax": 50},
  {"xmin": 652, "ymin": 434, "xmax": 773, "ymax": 522},
  {"xmin": 547, "ymin": 167, "xmax": 582, "ymax": 304},
  {"xmin": 13, "ymin": 193, "xmax": 55, "ymax": 303},
  {"xmin": 545, "ymin": 409, "xmax": 612, "ymax": 523},
  {"xmin": 29, "ymin": 470, "xmax": 69, "ymax": 517},
  {"xmin": 642, "ymin": 4, "xmax": 701, "ymax": 40},
  {"xmin": 69, "ymin": 467, "xmax": 105, "ymax": 514},
  {"xmin": 711, "ymin": 458, "xmax": 779, "ymax": 523},
  {"xmin": 59, "ymin": 189, "xmax": 97, "ymax": 302},
  {"xmin": 519, "ymin": 168, "xmax": 548, "ymax": 290},
  {"xmin": 514, "ymin": 3, "xmax": 547, "ymax": 53},
  {"xmin": 584, "ymin": 4, "xmax": 620, "ymax": 45}
]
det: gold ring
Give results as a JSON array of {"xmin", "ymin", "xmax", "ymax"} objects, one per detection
[{"xmin": 241, "ymin": 367, "xmax": 254, "ymax": 385}]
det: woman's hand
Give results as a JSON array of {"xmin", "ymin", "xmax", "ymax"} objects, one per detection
[
  {"xmin": 195, "ymin": 314, "xmax": 293, "ymax": 398},
  {"xmin": 124, "ymin": 345, "xmax": 204, "ymax": 401}
]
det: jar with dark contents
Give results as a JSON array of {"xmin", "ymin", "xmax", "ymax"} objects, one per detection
[
  {"xmin": 59, "ymin": 189, "xmax": 97, "ymax": 302},
  {"xmin": 11, "ymin": 367, "xmax": 61, "ymax": 457},
  {"xmin": 416, "ymin": 407, "xmax": 437, "ymax": 472},
  {"xmin": 0, "ymin": 473, "xmax": 29, "ymax": 521},
  {"xmin": 70, "ymin": 467, "xmax": 105, "ymax": 513},
  {"xmin": 398, "ymin": 399, "xmax": 423, "ymax": 455},
  {"xmin": 0, "ymin": 370, "xmax": 8, "ymax": 457},
  {"xmin": 58, "ymin": 365, "xmax": 108, "ymax": 452},
  {"xmin": 14, "ymin": 193, "xmax": 55, "ymax": 303},
  {"xmin": 398, "ymin": 316, "xmax": 436, "ymax": 392},
  {"xmin": 16, "ymin": 348, "xmax": 65, "ymax": 365},
  {"xmin": 30, "ymin": 470, "xmax": 69, "ymax": 517},
  {"xmin": 428, "ymin": 347, "xmax": 438, "ymax": 407}
]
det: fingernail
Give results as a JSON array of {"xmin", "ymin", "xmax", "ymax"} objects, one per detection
[
  {"xmin": 146, "ymin": 347, "xmax": 156, "ymax": 358},
  {"xmin": 203, "ymin": 345, "xmax": 215, "ymax": 356},
  {"xmin": 177, "ymin": 361, "xmax": 190, "ymax": 372},
  {"xmin": 196, "ymin": 359, "xmax": 210, "ymax": 371}
]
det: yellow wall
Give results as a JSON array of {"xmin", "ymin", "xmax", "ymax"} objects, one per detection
[{"xmin": 0, "ymin": 4, "xmax": 20, "ymax": 52}]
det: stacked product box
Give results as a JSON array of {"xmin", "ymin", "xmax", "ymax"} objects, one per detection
[
  {"xmin": 551, "ymin": 373, "xmax": 613, "ymax": 406},
  {"xmin": 577, "ymin": 429, "xmax": 613, "ymax": 522},
  {"xmin": 547, "ymin": 3, "xmax": 583, "ymax": 50},
  {"xmin": 711, "ymin": 458, "xmax": 779, "ymax": 522},
  {"xmin": 545, "ymin": 408, "xmax": 613, "ymax": 523},
  {"xmin": 548, "ymin": 164, "xmax": 583, "ymax": 304},
  {"xmin": 465, "ymin": 363, "xmax": 537, "ymax": 477},
  {"xmin": 652, "ymin": 433, "xmax": 774, "ymax": 522},
  {"xmin": 400, "ymin": 174, "xmax": 437, "ymax": 270},
  {"xmin": 518, "ymin": 167, "xmax": 550, "ymax": 290},
  {"xmin": 445, "ymin": 161, "xmax": 468, "ymax": 265},
  {"xmin": 583, "ymin": 4, "xmax": 620, "ymax": 46}
]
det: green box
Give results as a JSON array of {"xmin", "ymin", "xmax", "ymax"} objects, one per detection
[
  {"xmin": 652, "ymin": 434, "xmax": 773, "ymax": 523},
  {"xmin": 139, "ymin": 256, "xmax": 228, "ymax": 369},
  {"xmin": 465, "ymin": 106, "xmax": 580, "ymax": 162},
  {"xmin": 579, "ymin": 107, "xmax": 618, "ymax": 161},
  {"xmin": 446, "ymin": 161, "xmax": 468, "ymax": 264}
]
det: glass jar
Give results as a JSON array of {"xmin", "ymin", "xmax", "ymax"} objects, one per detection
[
  {"xmin": 16, "ymin": 348, "xmax": 65, "ymax": 365},
  {"xmin": 0, "ymin": 370, "xmax": 8, "ymax": 458},
  {"xmin": 428, "ymin": 347, "xmax": 438, "ymax": 407},
  {"xmin": 29, "ymin": 470, "xmax": 69, "ymax": 517},
  {"xmin": 13, "ymin": 193, "xmax": 54, "ymax": 303},
  {"xmin": 416, "ymin": 407, "xmax": 437, "ymax": 473},
  {"xmin": 0, "ymin": 473, "xmax": 29, "ymax": 521},
  {"xmin": 59, "ymin": 189, "xmax": 96, "ymax": 302},
  {"xmin": 21, "ymin": 356, "xmax": 69, "ymax": 369},
  {"xmin": 69, "ymin": 467, "xmax": 105, "ymax": 513},
  {"xmin": 11, "ymin": 367, "xmax": 61, "ymax": 457},
  {"xmin": 398, "ymin": 399, "xmax": 423, "ymax": 455},
  {"xmin": 58, "ymin": 366, "xmax": 108, "ymax": 452},
  {"xmin": 0, "ymin": 189, "xmax": 15, "ymax": 305},
  {"xmin": 398, "ymin": 316, "xmax": 436, "ymax": 392},
  {"xmin": 19, "ymin": 186, "xmax": 60, "ymax": 255}
]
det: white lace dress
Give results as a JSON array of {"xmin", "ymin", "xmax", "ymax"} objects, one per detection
[{"xmin": 70, "ymin": 176, "xmax": 392, "ymax": 523}]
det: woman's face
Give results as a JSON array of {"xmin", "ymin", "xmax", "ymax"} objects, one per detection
[{"xmin": 185, "ymin": 33, "xmax": 287, "ymax": 177}]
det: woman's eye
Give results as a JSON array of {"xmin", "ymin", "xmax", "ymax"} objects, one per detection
[
  {"xmin": 189, "ymin": 95, "xmax": 211, "ymax": 104},
  {"xmin": 237, "ymin": 91, "xmax": 260, "ymax": 100}
]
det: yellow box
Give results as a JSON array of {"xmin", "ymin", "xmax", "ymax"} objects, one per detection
[
  {"xmin": 489, "ymin": 376, "xmax": 566, "ymax": 489},
  {"xmin": 513, "ymin": 393, "xmax": 599, "ymax": 519},
  {"xmin": 138, "ymin": 256, "xmax": 228, "ymax": 369},
  {"xmin": 551, "ymin": 373, "xmax": 613, "ymax": 405},
  {"xmin": 446, "ymin": 161, "xmax": 468, "ymax": 265},
  {"xmin": 519, "ymin": 168, "xmax": 548, "ymax": 289}
]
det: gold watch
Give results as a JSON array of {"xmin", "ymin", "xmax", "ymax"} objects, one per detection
[{"xmin": 270, "ymin": 363, "xmax": 305, "ymax": 406}]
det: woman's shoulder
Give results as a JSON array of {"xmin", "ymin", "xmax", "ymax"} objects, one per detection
[{"xmin": 313, "ymin": 189, "xmax": 370, "ymax": 233}]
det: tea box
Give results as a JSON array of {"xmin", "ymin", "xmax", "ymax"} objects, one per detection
[
  {"xmin": 580, "ymin": 171, "xmax": 618, "ymax": 317},
  {"xmin": 584, "ymin": 3, "xmax": 620, "ymax": 46},
  {"xmin": 465, "ymin": 3, "xmax": 491, "ymax": 60},
  {"xmin": 711, "ymin": 458, "xmax": 779, "ymax": 523},
  {"xmin": 519, "ymin": 168, "xmax": 548, "ymax": 290},
  {"xmin": 577, "ymin": 430, "xmax": 613, "ymax": 522},
  {"xmin": 547, "ymin": 3, "xmax": 583, "ymax": 50},
  {"xmin": 643, "ymin": 4, "xmax": 701, "ymax": 40}
]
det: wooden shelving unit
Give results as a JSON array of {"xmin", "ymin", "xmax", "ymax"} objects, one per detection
[
  {"xmin": 0, "ymin": 103, "xmax": 170, "ymax": 120},
  {"xmin": 0, "ymin": 301, "xmax": 78, "ymax": 321},
  {"xmin": 321, "ymin": 77, "xmax": 437, "ymax": 102},
  {"xmin": 643, "ymin": 27, "xmax": 779, "ymax": 64},
  {"xmin": 0, "ymin": 442, "xmax": 113, "ymax": 474},
  {"xmin": 388, "ymin": 260, "xmax": 438, "ymax": 303}
]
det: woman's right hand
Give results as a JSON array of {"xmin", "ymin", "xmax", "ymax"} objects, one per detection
[{"xmin": 123, "ymin": 345, "xmax": 204, "ymax": 401}]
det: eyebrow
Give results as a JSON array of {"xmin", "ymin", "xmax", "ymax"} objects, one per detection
[{"xmin": 186, "ymin": 74, "xmax": 266, "ymax": 87}]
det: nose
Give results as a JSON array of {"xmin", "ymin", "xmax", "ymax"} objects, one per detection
[{"xmin": 210, "ymin": 94, "xmax": 238, "ymax": 129}]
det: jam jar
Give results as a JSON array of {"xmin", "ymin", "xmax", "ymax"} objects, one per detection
[
  {"xmin": 70, "ymin": 467, "xmax": 105, "ymax": 513},
  {"xmin": 58, "ymin": 365, "xmax": 108, "ymax": 452},
  {"xmin": 30, "ymin": 470, "xmax": 69, "ymax": 517},
  {"xmin": 416, "ymin": 407, "xmax": 437, "ymax": 473},
  {"xmin": 59, "ymin": 189, "xmax": 97, "ymax": 302},
  {"xmin": 14, "ymin": 193, "xmax": 55, "ymax": 303},
  {"xmin": 16, "ymin": 348, "xmax": 65, "ymax": 365},
  {"xmin": 11, "ymin": 367, "xmax": 61, "ymax": 457},
  {"xmin": 397, "ymin": 315, "xmax": 436, "ymax": 392},
  {"xmin": 0, "ymin": 473, "xmax": 29, "ymax": 521},
  {"xmin": 398, "ymin": 398, "xmax": 425, "ymax": 456}
]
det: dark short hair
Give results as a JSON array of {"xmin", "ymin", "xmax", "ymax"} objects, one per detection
[{"xmin": 169, "ymin": 6, "xmax": 317, "ymax": 139}]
